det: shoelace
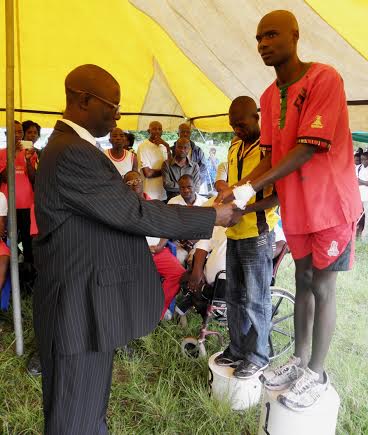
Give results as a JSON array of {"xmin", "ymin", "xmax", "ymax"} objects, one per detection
[
  {"xmin": 274, "ymin": 362, "xmax": 296, "ymax": 376},
  {"xmin": 290, "ymin": 372, "xmax": 316, "ymax": 395}
]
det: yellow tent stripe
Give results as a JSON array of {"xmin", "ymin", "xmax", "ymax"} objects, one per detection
[{"xmin": 305, "ymin": 0, "xmax": 368, "ymax": 60}]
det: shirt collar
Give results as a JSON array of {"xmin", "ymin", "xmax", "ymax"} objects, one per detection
[
  {"xmin": 61, "ymin": 119, "xmax": 97, "ymax": 147},
  {"xmin": 172, "ymin": 157, "xmax": 192, "ymax": 167}
]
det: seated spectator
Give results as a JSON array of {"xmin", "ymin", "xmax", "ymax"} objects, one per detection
[
  {"xmin": 104, "ymin": 127, "xmax": 138, "ymax": 176},
  {"xmin": 0, "ymin": 121, "xmax": 37, "ymax": 269},
  {"xmin": 168, "ymin": 174, "xmax": 208, "ymax": 265},
  {"xmin": 0, "ymin": 192, "xmax": 10, "ymax": 293},
  {"xmin": 206, "ymin": 147, "xmax": 219, "ymax": 190},
  {"xmin": 137, "ymin": 121, "xmax": 171, "ymax": 200},
  {"xmin": 172, "ymin": 123, "xmax": 207, "ymax": 186},
  {"xmin": 123, "ymin": 170, "xmax": 185, "ymax": 318},
  {"xmin": 214, "ymin": 161, "xmax": 229, "ymax": 193},
  {"xmin": 162, "ymin": 138, "xmax": 200, "ymax": 200},
  {"xmin": 168, "ymin": 174, "xmax": 208, "ymax": 207},
  {"xmin": 358, "ymin": 152, "xmax": 368, "ymax": 242}
]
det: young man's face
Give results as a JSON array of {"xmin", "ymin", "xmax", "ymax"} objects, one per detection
[
  {"xmin": 179, "ymin": 178, "xmax": 195, "ymax": 202},
  {"xmin": 256, "ymin": 18, "xmax": 296, "ymax": 67},
  {"xmin": 178, "ymin": 125, "xmax": 191, "ymax": 140},
  {"xmin": 148, "ymin": 122, "xmax": 162, "ymax": 140},
  {"xmin": 175, "ymin": 141, "xmax": 190, "ymax": 159},
  {"xmin": 361, "ymin": 155, "xmax": 368, "ymax": 168},
  {"xmin": 229, "ymin": 110, "xmax": 260, "ymax": 143},
  {"xmin": 110, "ymin": 128, "xmax": 126, "ymax": 149},
  {"xmin": 354, "ymin": 155, "xmax": 361, "ymax": 165}
]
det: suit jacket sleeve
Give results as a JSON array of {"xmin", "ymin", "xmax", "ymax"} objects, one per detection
[{"xmin": 56, "ymin": 142, "xmax": 215, "ymax": 240}]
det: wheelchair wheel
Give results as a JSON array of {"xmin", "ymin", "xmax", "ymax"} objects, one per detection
[
  {"xmin": 181, "ymin": 337, "xmax": 207, "ymax": 359},
  {"xmin": 269, "ymin": 287, "xmax": 295, "ymax": 361}
]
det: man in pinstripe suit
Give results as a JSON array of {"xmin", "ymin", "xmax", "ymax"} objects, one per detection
[{"xmin": 33, "ymin": 64, "xmax": 240, "ymax": 435}]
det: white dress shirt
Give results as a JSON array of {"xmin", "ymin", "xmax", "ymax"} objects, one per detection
[
  {"xmin": 60, "ymin": 119, "xmax": 96, "ymax": 147},
  {"xmin": 167, "ymin": 193, "xmax": 208, "ymax": 206}
]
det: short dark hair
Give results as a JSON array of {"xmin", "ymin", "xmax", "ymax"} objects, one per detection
[
  {"xmin": 361, "ymin": 152, "xmax": 368, "ymax": 159},
  {"xmin": 123, "ymin": 170, "xmax": 140, "ymax": 182},
  {"xmin": 178, "ymin": 174, "xmax": 193, "ymax": 183},
  {"xmin": 126, "ymin": 132, "xmax": 135, "ymax": 148},
  {"xmin": 22, "ymin": 120, "xmax": 41, "ymax": 137},
  {"xmin": 357, "ymin": 147, "xmax": 364, "ymax": 154}
]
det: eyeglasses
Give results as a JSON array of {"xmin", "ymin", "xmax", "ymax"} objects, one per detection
[
  {"xmin": 125, "ymin": 178, "xmax": 142, "ymax": 186},
  {"xmin": 67, "ymin": 87, "xmax": 120, "ymax": 115}
]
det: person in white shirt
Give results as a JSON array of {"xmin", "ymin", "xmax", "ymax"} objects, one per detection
[
  {"xmin": 214, "ymin": 161, "xmax": 229, "ymax": 193},
  {"xmin": 104, "ymin": 127, "xmax": 137, "ymax": 176},
  {"xmin": 358, "ymin": 152, "xmax": 368, "ymax": 242},
  {"xmin": 167, "ymin": 174, "xmax": 208, "ymax": 207},
  {"xmin": 167, "ymin": 174, "xmax": 208, "ymax": 264},
  {"xmin": 137, "ymin": 121, "xmax": 171, "ymax": 200}
]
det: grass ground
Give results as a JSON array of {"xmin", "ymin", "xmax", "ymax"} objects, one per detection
[{"xmin": 0, "ymin": 242, "xmax": 367, "ymax": 434}]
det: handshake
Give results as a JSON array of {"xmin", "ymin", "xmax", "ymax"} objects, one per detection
[{"xmin": 213, "ymin": 182, "xmax": 256, "ymax": 227}]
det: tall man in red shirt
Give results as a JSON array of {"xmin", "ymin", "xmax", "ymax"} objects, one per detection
[{"xmin": 217, "ymin": 10, "xmax": 361, "ymax": 411}]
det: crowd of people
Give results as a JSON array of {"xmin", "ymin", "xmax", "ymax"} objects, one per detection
[{"xmin": 0, "ymin": 8, "xmax": 365, "ymax": 435}]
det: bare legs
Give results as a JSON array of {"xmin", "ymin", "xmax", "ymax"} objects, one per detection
[{"xmin": 294, "ymin": 256, "xmax": 338, "ymax": 382}]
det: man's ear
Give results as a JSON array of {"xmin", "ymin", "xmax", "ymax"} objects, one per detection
[
  {"xmin": 292, "ymin": 29, "xmax": 299, "ymax": 43},
  {"xmin": 79, "ymin": 92, "xmax": 90, "ymax": 111},
  {"xmin": 254, "ymin": 113, "xmax": 260, "ymax": 122}
]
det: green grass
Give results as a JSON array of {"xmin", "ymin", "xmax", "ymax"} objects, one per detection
[{"xmin": 0, "ymin": 242, "xmax": 367, "ymax": 434}]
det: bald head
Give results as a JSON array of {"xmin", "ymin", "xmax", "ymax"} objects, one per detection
[
  {"xmin": 178, "ymin": 123, "xmax": 191, "ymax": 140},
  {"xmin": 63, "ymin": 64, "xmax": 120, "ymax": 138},
  {"xmin": 257, "ymin": 10, "xmax": 299, "ymax": 67},
  {"xmin": 229, "ymin": 96, "xmax": 260, "ymax": 143},
  {"xmin": 148, "ymin": 121, "xmax": 163, "ymax": 140},
  {"xmin": 229, "ymin": 96, "xmax": 258, "ymax": 115},
  {"xmin": 65, "ymin": 64, "xmax": 119, "ymax": 104},
  {"xmin": 259, "ymin": 10, "xmax": 299, "ymax": 33}
]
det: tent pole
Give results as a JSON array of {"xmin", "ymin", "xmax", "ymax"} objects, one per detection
[
  {"xmin": 5, "ymin": 0, "xmax": 24, "ymax": 356},
  {"xmin": 190, "ymin": 122, "xmax": 214, "ymax": 192}
]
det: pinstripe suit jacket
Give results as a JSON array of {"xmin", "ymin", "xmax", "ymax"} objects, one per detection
[{"xmin": 33, "ymin": 121, "xmax": 215, "ymax": 357}]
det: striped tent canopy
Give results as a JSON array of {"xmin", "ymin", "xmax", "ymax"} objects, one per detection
[{"xmin": 1, "ymin": 0, "xmax": 367, "ymax": 132}]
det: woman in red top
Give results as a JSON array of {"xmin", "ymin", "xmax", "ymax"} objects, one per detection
[{"xmin": 0, "ymin": 121, "xmax": 37, "ymax": 267}]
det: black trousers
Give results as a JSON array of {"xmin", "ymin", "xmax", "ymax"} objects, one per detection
[
  {"xmin": 41, "ymin": 351, "xmax": 115, "ymax": 435},
  {"xmin": 16, "ymin": 208, "xmax": 33, "ymax": 264}
]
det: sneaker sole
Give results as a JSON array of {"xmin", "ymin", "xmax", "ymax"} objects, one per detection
[
  {"xmin": 234, "ymin": 364, "xmax": 269, "ymax": 379},
  {"xmin": 215, "ymin": 360, "xmax": 242, "ymax": 367}
]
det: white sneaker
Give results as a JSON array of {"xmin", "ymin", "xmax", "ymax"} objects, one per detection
[
  {"xmin": 260, "ymin": 355, "xmax": 302, "ymax": 390},
  {"xmin": 277, "ymin": 368, "xmax": 330, "ymax": 412}
]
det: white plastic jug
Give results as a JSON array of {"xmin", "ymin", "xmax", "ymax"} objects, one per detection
[{"xmin": 208, "ymin": 352, "xmax": 262, "ymax": 411}]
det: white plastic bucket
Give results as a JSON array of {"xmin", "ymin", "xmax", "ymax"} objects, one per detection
[
  {"xmin": 208, "ymin": 352, "xmax": 262, "ymax": 411},
  {"xmin": 258, "ymin": 385, "xmax": 340, "ymax": 435}
]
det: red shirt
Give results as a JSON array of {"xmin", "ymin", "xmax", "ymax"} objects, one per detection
[
  {"xmin": 260, "ymin": 63, "xmax": 361, "ymax": 235},
  {"xmin": 0, "ymin": 149, "xmax": 37, "ymax": 209}
]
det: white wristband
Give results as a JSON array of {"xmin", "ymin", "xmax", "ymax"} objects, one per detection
[
  {"xmin": 233, "ymin": 183, "xmax": 256, "ymax": 201},
  {"xmin": 232, "ymin": 183, "xmax": 256, "ymax": 210}
]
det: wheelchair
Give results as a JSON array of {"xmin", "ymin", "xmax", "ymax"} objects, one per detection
[{"xmin": 180, "ymin": 243, "xmax": 295, "ymax": 361}]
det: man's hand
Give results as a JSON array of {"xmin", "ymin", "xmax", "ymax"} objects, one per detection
[
  {"xmin": 149, "ymin": 244, "xmax": 165, "ymax": 255},
  {"xmin": 215, "ymin": 187, "xmax": 235, "ymax": 204},
  {"xmin": 213, "ymin": 202, "xmax": 243, "ymax": 227},
  {"xmin": 187, "ymin": 270, "xmax": 204, "ymax": 292}
]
